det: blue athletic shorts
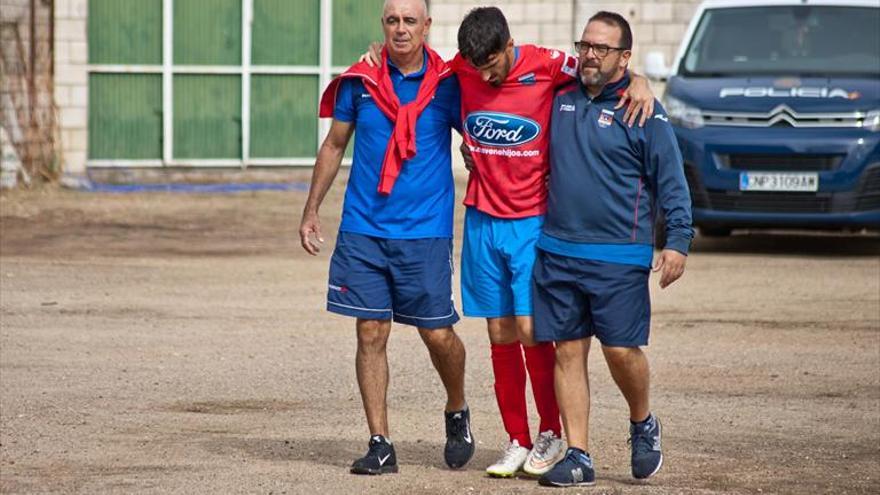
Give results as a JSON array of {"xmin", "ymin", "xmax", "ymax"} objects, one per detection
[
  {"xmin": 461, "ymin": 207, "xmax": 543, "ymax": 318},
  {"xmin": 327, "ymin": 231, "xmax": 460, "ymax": 329},
  {"xmin": 532, "ymin": 249, "xmax": 651, "ymax": 347}
]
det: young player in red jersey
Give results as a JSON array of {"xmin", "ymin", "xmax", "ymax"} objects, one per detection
[
  {"xmin": 453, "ymin": 7, "xmax": 655, "ymax": 478},
  {"xmin": 452, "ymin": 24, "xmax": 575, "ymax": 477},
  {"xmin": 362, "ymin": 5, "xmax": 655, "ymax": 478}
]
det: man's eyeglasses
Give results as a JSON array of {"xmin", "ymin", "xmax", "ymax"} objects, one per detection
[{"xmin": 573, "ymin": 41, "xmax": 628, "ymax": 57}]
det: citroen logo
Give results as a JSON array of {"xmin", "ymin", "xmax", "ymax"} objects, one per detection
[{"xmin": 767, "ymin": 104, "xmax": 798, "ymax": 127}]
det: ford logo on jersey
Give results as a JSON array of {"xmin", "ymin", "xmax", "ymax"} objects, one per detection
[{"xmin": 465, "ymin": 112, "xmax": 540, "ymax": 147}]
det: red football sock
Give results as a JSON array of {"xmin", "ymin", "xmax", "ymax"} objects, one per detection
[
  {"xmin": 490, "ymin": 342, "xmax": 531, "ymax": 448},
  {"xmin": 523, "ymin": 342, "xmax": 562, "ymax": 437}
]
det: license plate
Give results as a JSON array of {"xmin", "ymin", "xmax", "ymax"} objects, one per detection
[{"xmin": 739, "ymin": 172, "xmax": 818, "ymax": 192}]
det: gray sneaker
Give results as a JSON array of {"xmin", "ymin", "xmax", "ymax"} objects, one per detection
[
  {"xmin": 537, "ymin": 448, "xmax": 595, "ymax": 487},
  {"xmin": 629, "ymin": 414, "xmax": 663, "ymax": 479}
]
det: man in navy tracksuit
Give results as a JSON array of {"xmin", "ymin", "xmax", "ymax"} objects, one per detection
[{"xmin": 534, "ymin": 12, "xmax": 693, "ymax": 488}]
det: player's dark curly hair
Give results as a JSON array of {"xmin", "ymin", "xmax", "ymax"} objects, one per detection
[
  {"xmin": 589, "ymin": 11, "xmax": 633, "ymax": 50},
  {"xmin": 457, "ymin": 7, "xmax": 511, "ymax": 66}
]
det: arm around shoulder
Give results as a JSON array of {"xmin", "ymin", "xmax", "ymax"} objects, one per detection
[{"xmin": 617, "ymin": 72, "xmax": 656, "ymax": 127}]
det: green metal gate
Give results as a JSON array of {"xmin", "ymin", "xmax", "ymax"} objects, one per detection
[{"xmin": 87, "ymin": 0, "xmax": 382, "ymax": 168}]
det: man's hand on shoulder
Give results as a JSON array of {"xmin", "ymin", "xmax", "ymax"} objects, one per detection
[
  {"xmin": 460, "ymin": 141, "xmax": 476, "ymax": 172},
  {"xmin": 652, "ymin": 249, "xmax": 686, "ymax": 289},
  {"xmin": 299, "ymin": 210, "xmax": 324, "ymax": 256},
  {"xmin": 615, "ymin": 73, "xmax": 655, "ymax": 128},
  {"xmin": 358, "ymin": 42, "xmax": 383, "ymax": 67}
]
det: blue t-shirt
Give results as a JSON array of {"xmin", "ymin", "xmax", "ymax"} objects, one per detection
[{"xmin": 334, "ymin": 56, "xmax": 461, "ymax": 239}]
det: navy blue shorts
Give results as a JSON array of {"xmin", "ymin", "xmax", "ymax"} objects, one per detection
[
  {"xmin": 327, "ymin": 231, "xmax": 460, "ymax": 329},
  {"xmin": 532, "ymin": 249, "xmax": 650, "ymax": 347}
]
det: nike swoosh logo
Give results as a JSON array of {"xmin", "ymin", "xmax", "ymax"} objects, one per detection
[
  {"xmin": 463, "ymin": 427, "xmax": 472, "ymax": 444},
  {"xmin": 378, "ymin": 454, "xmax": 391, "ymax": 466}
]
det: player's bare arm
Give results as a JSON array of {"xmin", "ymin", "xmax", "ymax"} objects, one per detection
[
  {"xmin": 615, "ymin": 73, "xmax": 655, "ymax": 127},
  {"xmin": 299, "ymin": 119, "xmax": 354, "ymax": 255},
  {"xmin": 652, "ymin": 249, "xmax": 687, "ymax": 289}
]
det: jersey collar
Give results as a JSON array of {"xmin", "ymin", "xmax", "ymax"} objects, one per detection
[{"xmin": 387, "ymin": 48, "xmax": 428, "ymax": 80}]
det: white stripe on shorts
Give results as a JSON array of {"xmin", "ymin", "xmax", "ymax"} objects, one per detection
[
  {"xmin": 328, "ymin": 301, "xmax": 391, "ymax": 312},
  {"xmin": 393, "ymin": 309, "xmax": 456, "ymax": 321}
]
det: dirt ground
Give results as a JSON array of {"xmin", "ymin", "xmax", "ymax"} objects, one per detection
[{"xmin": 1, "ymin": 170, "xmax": 878, "ymax": 494}]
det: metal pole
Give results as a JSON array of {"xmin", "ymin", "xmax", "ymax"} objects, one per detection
[
  {"xmin": 241, "ymin": 0, "xmax": 252, "ymax": 168},
  {"xmin": 318, "ymin": 0, "xmax": 332, "ymax": 153},
  {"xmin": 49, "ymin": 0, "xmax": 54, "ymax": 77},
  {"xmin": 28, "ymin": 0, "xmax": 37, "ymax": 171},
  {"xmin": 162, "ymin": 0, "xmax": 173, "ymax": 165}
]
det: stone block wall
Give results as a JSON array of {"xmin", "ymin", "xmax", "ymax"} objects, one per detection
[
  {"xmin": 53, "ymin": 0, "xmax": 88, "ymax": 177},
  {"xmin": 430, "ymin": 0, "xmax": 577, "ymax": 60},
  {"xmin": 430, "ymin": 0, "xmax": 702, "ymax": 73},
  {"xmin": 575, "ymin": 0, "xmax": 700, "ymax": 72}
]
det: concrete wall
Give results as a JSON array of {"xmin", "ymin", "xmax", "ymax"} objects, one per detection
[
  {"xmin": 576, "ymin": 1, "xmax": 702, "ymax": 72},
  {"xmin": 429, "ymin": 0, "xmax": 578, "ymax": 59},
  {"xmin": 430, "ymin": 0, "xmax": 701, "ymax": 73},
  {"xmin": 53, "ymin": 0, "xmax": 88, "ymax": 177}
]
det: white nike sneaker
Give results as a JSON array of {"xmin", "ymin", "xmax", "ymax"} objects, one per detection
[
  {"xmin": 485, "ymin": 439, "xmax": 530, "ymax": 478},
  {"xmin": 523, "ymin": 430, "xmax": 567, "ymax": 475}
]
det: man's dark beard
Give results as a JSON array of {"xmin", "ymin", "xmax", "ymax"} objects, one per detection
[{"xmin": 580, "ymin": 65, "xmax": 609, "ymax": 88}]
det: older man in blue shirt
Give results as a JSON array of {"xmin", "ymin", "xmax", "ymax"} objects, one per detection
[{"xmin": 298, "ymin": 0, "xmax": 473, "ymax": 476}]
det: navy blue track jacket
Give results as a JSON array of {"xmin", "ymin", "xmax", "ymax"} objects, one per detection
[{"xmin": 544, "ymin": 72, "xmax": 694, "ymax": 255}]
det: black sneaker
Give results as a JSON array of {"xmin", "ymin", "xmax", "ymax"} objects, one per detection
[
  {"xmin": 629, "ymin": 414, "xmax": 663, "ymax": 479},
  {"xmin": 538, "ymin": 448, "xmax": 595, "ymax": 487},
  {"xmin": 444, "ymin": 407, "xmax": 475, "ymax": 468},
  {"xmin": 350, "ymin": 435, "xmax": 398, "ymax": 475}
]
